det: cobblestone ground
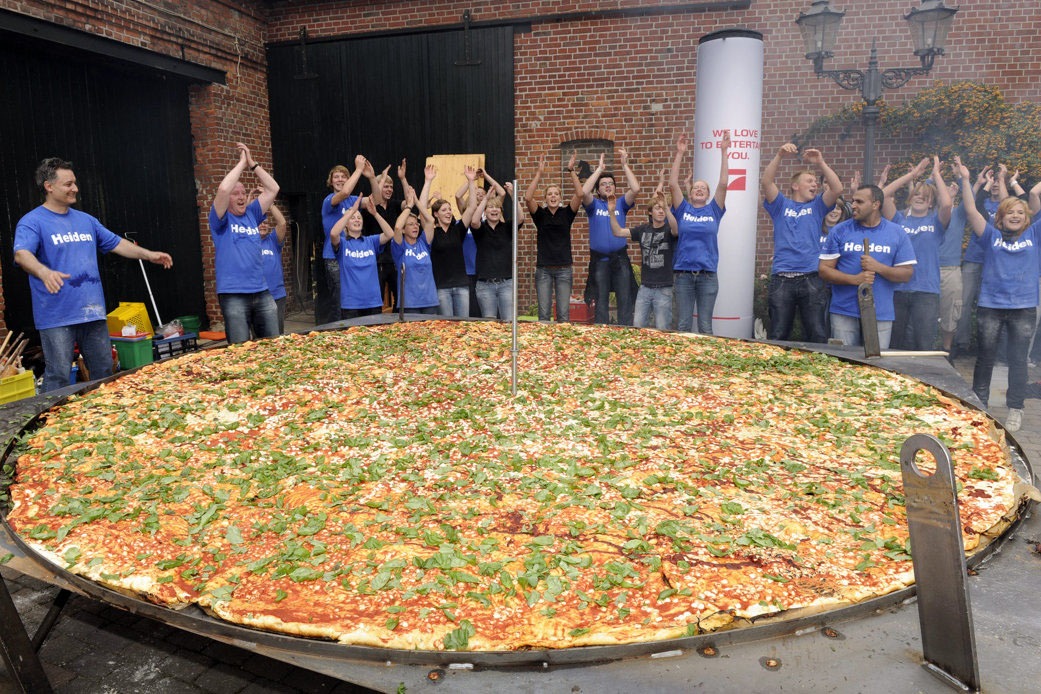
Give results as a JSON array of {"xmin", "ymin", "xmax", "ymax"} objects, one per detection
[{"xmin": 2, "ymin": 343, "xmax": 1038, "ymax": 693}]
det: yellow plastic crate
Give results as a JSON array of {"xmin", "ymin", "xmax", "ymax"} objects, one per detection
[
  {"xmin": 0, "ymin": 370, "xmax": 36, "ymax": 405},
  {"xmin": 107, "ymin": 301, "xmax": 153, "ymax": 336}
]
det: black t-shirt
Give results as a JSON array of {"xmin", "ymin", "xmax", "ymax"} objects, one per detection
[
  {"xmin": 472, "ymin": 220, "xmax": 513, "ymax": 280},
  {"xmin": 630, "ymin": 223, "xmax": 675, "ymax": 287},
  {"xmin": 531, "ymin": 204, "xmax": 577, "ymax": 266},
  {"xmin": 429, "ymin": 219, "xmax": 469, "ymax": 288},
  {"xmin": 362, "ymin": 198, "xmax": 404, "ymax": 265}
]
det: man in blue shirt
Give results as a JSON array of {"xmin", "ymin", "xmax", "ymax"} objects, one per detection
[
  {"xmin": 819, "ymin": 185, "xmax": 916, "ymax": 349},
  {"xmin": 14, "ymin": 157, "xmax": 173, "ymax": 392},
  {"xmin": 209, "ymin": 142, "xmax": 281, "ymax": 344},
  {"xmin": 576, "ymin": 149, "xmax": 641, "ymax": 325},
  {"xmin": 761, "ymin": 143, "xmax": 843, "ymax": 342}
]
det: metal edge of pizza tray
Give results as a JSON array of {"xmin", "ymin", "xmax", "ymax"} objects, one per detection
[{"xmin": 1, "ymin": 318, "xmax": 1038, "ymax": 693}]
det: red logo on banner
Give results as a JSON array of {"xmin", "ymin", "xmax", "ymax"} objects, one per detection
[{"xmin": 728, "ymin": 169, "xmax": 747, "ymax": 192}]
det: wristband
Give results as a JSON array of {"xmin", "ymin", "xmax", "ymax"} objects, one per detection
[{"xmin": 250, "ymin": 163, "xmax": 259, "ymax": 171}]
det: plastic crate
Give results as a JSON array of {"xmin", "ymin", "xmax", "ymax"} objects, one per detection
[
  {"xmin": 0, "ymin": 370, "xmax": 36, "ymax": 405},
  {"xmin": 107, "ymin": 301, "xmax": 153, "ymax": 337},
  {"xmin": 569, "ymin": 297, "xmax": 593, "ymax": 324},
  {"xmin": 112, "ymin": 335, "xmax": 154, "ymax": 369},
  {"xmin": 153, "ymin": 333, "xmax": 198, "ymax": 360},
  {"xmin": 175, "ymin": 315, "xmax": 201, "ymax": 333}
]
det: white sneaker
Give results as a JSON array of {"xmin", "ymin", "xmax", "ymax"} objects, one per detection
[{"xmin": 1005, "ymin": 409, "xmax": 1023, "ymax": 433}]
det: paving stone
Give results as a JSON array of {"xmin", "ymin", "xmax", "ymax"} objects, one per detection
[
  {"xmin": 158, "ymin": 648, "xmax": 217, "ymax": 681},
  {"xmin": 200, "ymin": 639, "xmax": 252, "ymax": 667},
  {"xmin": 241, "ymin": 653, "xmax": 296, "ymax": 680},
  {"xmin": 193, "ymin": 662, "xmax": 253, "ymax": 693}
]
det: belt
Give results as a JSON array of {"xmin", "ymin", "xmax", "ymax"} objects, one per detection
[
  {"xmin": 642, "ymin": 283, "xmax": 672, "ymax": 289},
  {"xmin": 775, "ymin": 271, "xmax": 817, "ymax": 279},
  {"xmin": 479, "ymin": 277, "xmax": 512, "ymax": 283},
  {"xmin": 675, "ymin": 270, "xmax": 715, "ymax": 275}
]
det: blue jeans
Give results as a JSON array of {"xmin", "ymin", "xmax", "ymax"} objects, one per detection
[
  {"xmin": 955, "ymin": 262, "xmax": 982, "ymax": 349},
  {"xmin": 219, "ymin": 291, "xmax": 278, "ymax": 344},
  {"xmin": 591, "ymin": 252, "xmax": 634, "ymax": 326},
  {"xmin": 535, "ymin": 266, "xmax": 573, "ymax": 322},
  {"xmin": 973, "ymin": 306, "xmax": 1035, "ymax": 409},
  {"xmin": 830, "ymin": 313, "xmax": 894, "ymax": 350},
  {"xmin": 674, "ymin": 271, "xmax": 718, "ymax": 333},
  {"xmin": 768, "ymin": 273, "xmax": 829, "ymax": 343},
  {"xmin": 40, "ymin": 320, "xmax": 113, "ymax": 393},
  {"xmin": 892, "ymin": 291, "xmax": 940, "ymax": 351},
  {"xmin": 437, "ymin": 286, "xmax": 470, "ymax": 318},
  {"xmin": 634, "ymin": 286, "xmax": 673, "ymax": 330},
  {"xmin": 475, "ymin": 278, "xmax": 513, "ymax": 319}
]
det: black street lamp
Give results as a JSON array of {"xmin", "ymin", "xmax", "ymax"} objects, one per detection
[{"xmin": 795, "ymin": 0, "xmax": 958, "ymax": 182}]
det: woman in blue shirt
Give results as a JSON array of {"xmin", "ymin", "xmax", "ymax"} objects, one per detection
[
  {"xmin": 956, "ymin": 156, "xmax": 1041, "ymax": 433},
  {"xmin": 330, "ymin": 197, "xmax": 394, "ymax": 320}
]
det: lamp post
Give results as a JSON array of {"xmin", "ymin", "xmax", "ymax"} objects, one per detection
[{"xmin": 795, "ymin": 0, "xmax": 958, "ymax": 183}]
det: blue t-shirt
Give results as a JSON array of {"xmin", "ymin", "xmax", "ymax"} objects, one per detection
[
  {"xmin": 764, "ymin": 192, "xmax": 833, "ymax": 274},
  {"xmin": 977, "ymin": 221, "xmax": 1041, "ymax": 309},
  {"xmin": 13, "ymin": 206, "xmax": 122, "ymax": 330},
  {"xmin": 463, "ymin": 230, "xmax": 477, "ymax": 276},
  {"xmin": 893, "ymin": 210, "xmax": 944, "ymax": 294},
  {"xmin": 391, "ymin": 236, "xmax": 438, "ymax": 309},
  {"xmin": 672, "ymin": 199, "xmax": 725, "ymax": 272},
  {"xmin": 336, "ymin": 234, "xmax": 385, "ymax": 309},
  {"xmin": 939, "ymin": 205, "xmax": 966, "ymax": 267},
  {"xmin": 584, "ymin": 197, "xmax": 631, "ymax": 255},
  {"xmin": 820, "ymin": 217, "xmax": 917, "ymax": 321},
  {"xmin": 209, "ymin": 199, "xmax": 268, "ymax": 294},
  {"xmin": 261, "ymin": 233, "xmax": 286, "ymax": 301},
  {"xmin": 321, "ymin": 193, "xmax": 359, "ymax": 259}
]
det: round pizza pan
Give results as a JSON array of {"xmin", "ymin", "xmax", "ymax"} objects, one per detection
[{"xmin": 0, "ymin": 317, "xmax": 1035, "ymax": 670}]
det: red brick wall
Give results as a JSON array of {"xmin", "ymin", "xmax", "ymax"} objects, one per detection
[
  {"xmin": 265, "ymin": 0, "xmax": 1041, "ymax": 309},
  {"xmin": 4, "ymin": 0, "xmax": 1039, "ymax": 333},
  {"xmin": 1, "ymin": 0, "xmax": 276, "ymax": 330}
]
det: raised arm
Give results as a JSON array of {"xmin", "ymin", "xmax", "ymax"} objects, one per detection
[
  {"xmin": 267, "ymin": 200, "xmax": 289, "ymax": 243},
  {"xmin": 955, "ymin": 157, "xmax": 987, "ymax": 237},
  {"xmin": 620, "ymin": 147, "xmax": 640, "ymax": 206},
  {"xmin": 666, "ymin": 203, "xmax": 679, "ymax": 237},
  {"xmin": 328, "ymin": 197, "xmax": 360, "ymax": 250},
  {"xmin": 875, "ymin": 164, "xmax": 891, "ymax": 189},
  {"xmin": 481, "ymin": 169, "xmax": 507, "ymax": 198},
  {"xmin": 805, "ymin": 148, "xmax": 841, "ymax": 208},
  {"xmin": 669, "ymin": 134, "xmax": 688, "ymax": 206},
  {"xmin": 525, "ymin": 154, "xmax": 545, "ymax": 215},
  {"xmin": 454, "ymin": 178, "xmax": 469, "ymax": 213},
  {"xmin": 932, "ymin": 156, "xmax": 953, "ymax": 227},
  {"xmin": 418, "ymin": 164, "xmax": 437, "ymax": 225},
  {"xmin": 460, "ymin": 166, "xmax": 481, "ymax": 228},
  {"xmin": 714, "ymin": 131, "xmax": 731, "ymax": 209},
  {"xmin": 1008, "ymin": 168, "xmax": 1026, "ymax": 199},
  {"xmin": 996, "ymin": 164, "xmax": 1010, "ymax": 201},
  {"xmin": 212, "ymin": 143, "xmax": 249, "ymax": 218},
  {"xmin": 881, "ymin": 158, "xmax": 927, "ymax": 220},
  {"xmin": 581, "ymin": 153, "xmax": 605, "ymax": 206},
  {"xmin": 606, "ymin": 196, "xmax": 629, "ymax": 239},
  {"xmin": 1029, "ymin": 179, "xmax": 1041, "ymax": 215},
  {"xmin": 393, "ymin": 207, "xmax": 411, "ymax": 245},
  {"xmin": 237, "ymin": 143, "xmax": 280, "ymax": 213},
  {"xmin": 332, "ymin": 155, "xmax": 366, "ymax": 206},
  {"xmin": 762, "ymin": 143, "xmax": 797, "ymax": 204}
]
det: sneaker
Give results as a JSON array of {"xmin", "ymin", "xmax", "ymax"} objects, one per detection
[{"xmin": 1005, "ymin": 409, "xmax": 1023, "ymax": 433}]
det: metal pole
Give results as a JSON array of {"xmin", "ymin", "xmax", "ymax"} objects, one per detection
[{"xmin": 511, "ymin": 179, "xmax": 518, "ymax": 397}]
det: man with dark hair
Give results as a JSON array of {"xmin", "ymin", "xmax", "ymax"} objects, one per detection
[
  {"xmin": 819, "ymin": 184, "xmax": 916, "ymax": 349},
  {"xmin": 14, "ymin": 157, "xmax": 173, "ymax": 392},
  {"xmin": 575, "ymin": 149, "xmax": 640, "ymax": 325},
  {"xmin": 761, "ymin": 143, "xmax": 843, "ymax": 342}
]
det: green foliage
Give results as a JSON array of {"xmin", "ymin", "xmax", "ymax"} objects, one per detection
[{"xmin": 798, "ymin": 81, "xmax": 1041, "ymax": 186}]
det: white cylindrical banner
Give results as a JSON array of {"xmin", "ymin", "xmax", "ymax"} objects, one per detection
[{"xmin": 693, "ymin": 29, "xmax": 764, "ymax": 339}]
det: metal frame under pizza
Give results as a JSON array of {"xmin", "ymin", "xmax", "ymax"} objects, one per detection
[{"xmin": 1, "ymin": 318, "xmax": 1038, "ymax": 693}]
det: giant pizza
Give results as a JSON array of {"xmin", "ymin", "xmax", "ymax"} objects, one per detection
[{"xmin": 2, "ymin": 321, "xmax": 1031, "ymax": 650}]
